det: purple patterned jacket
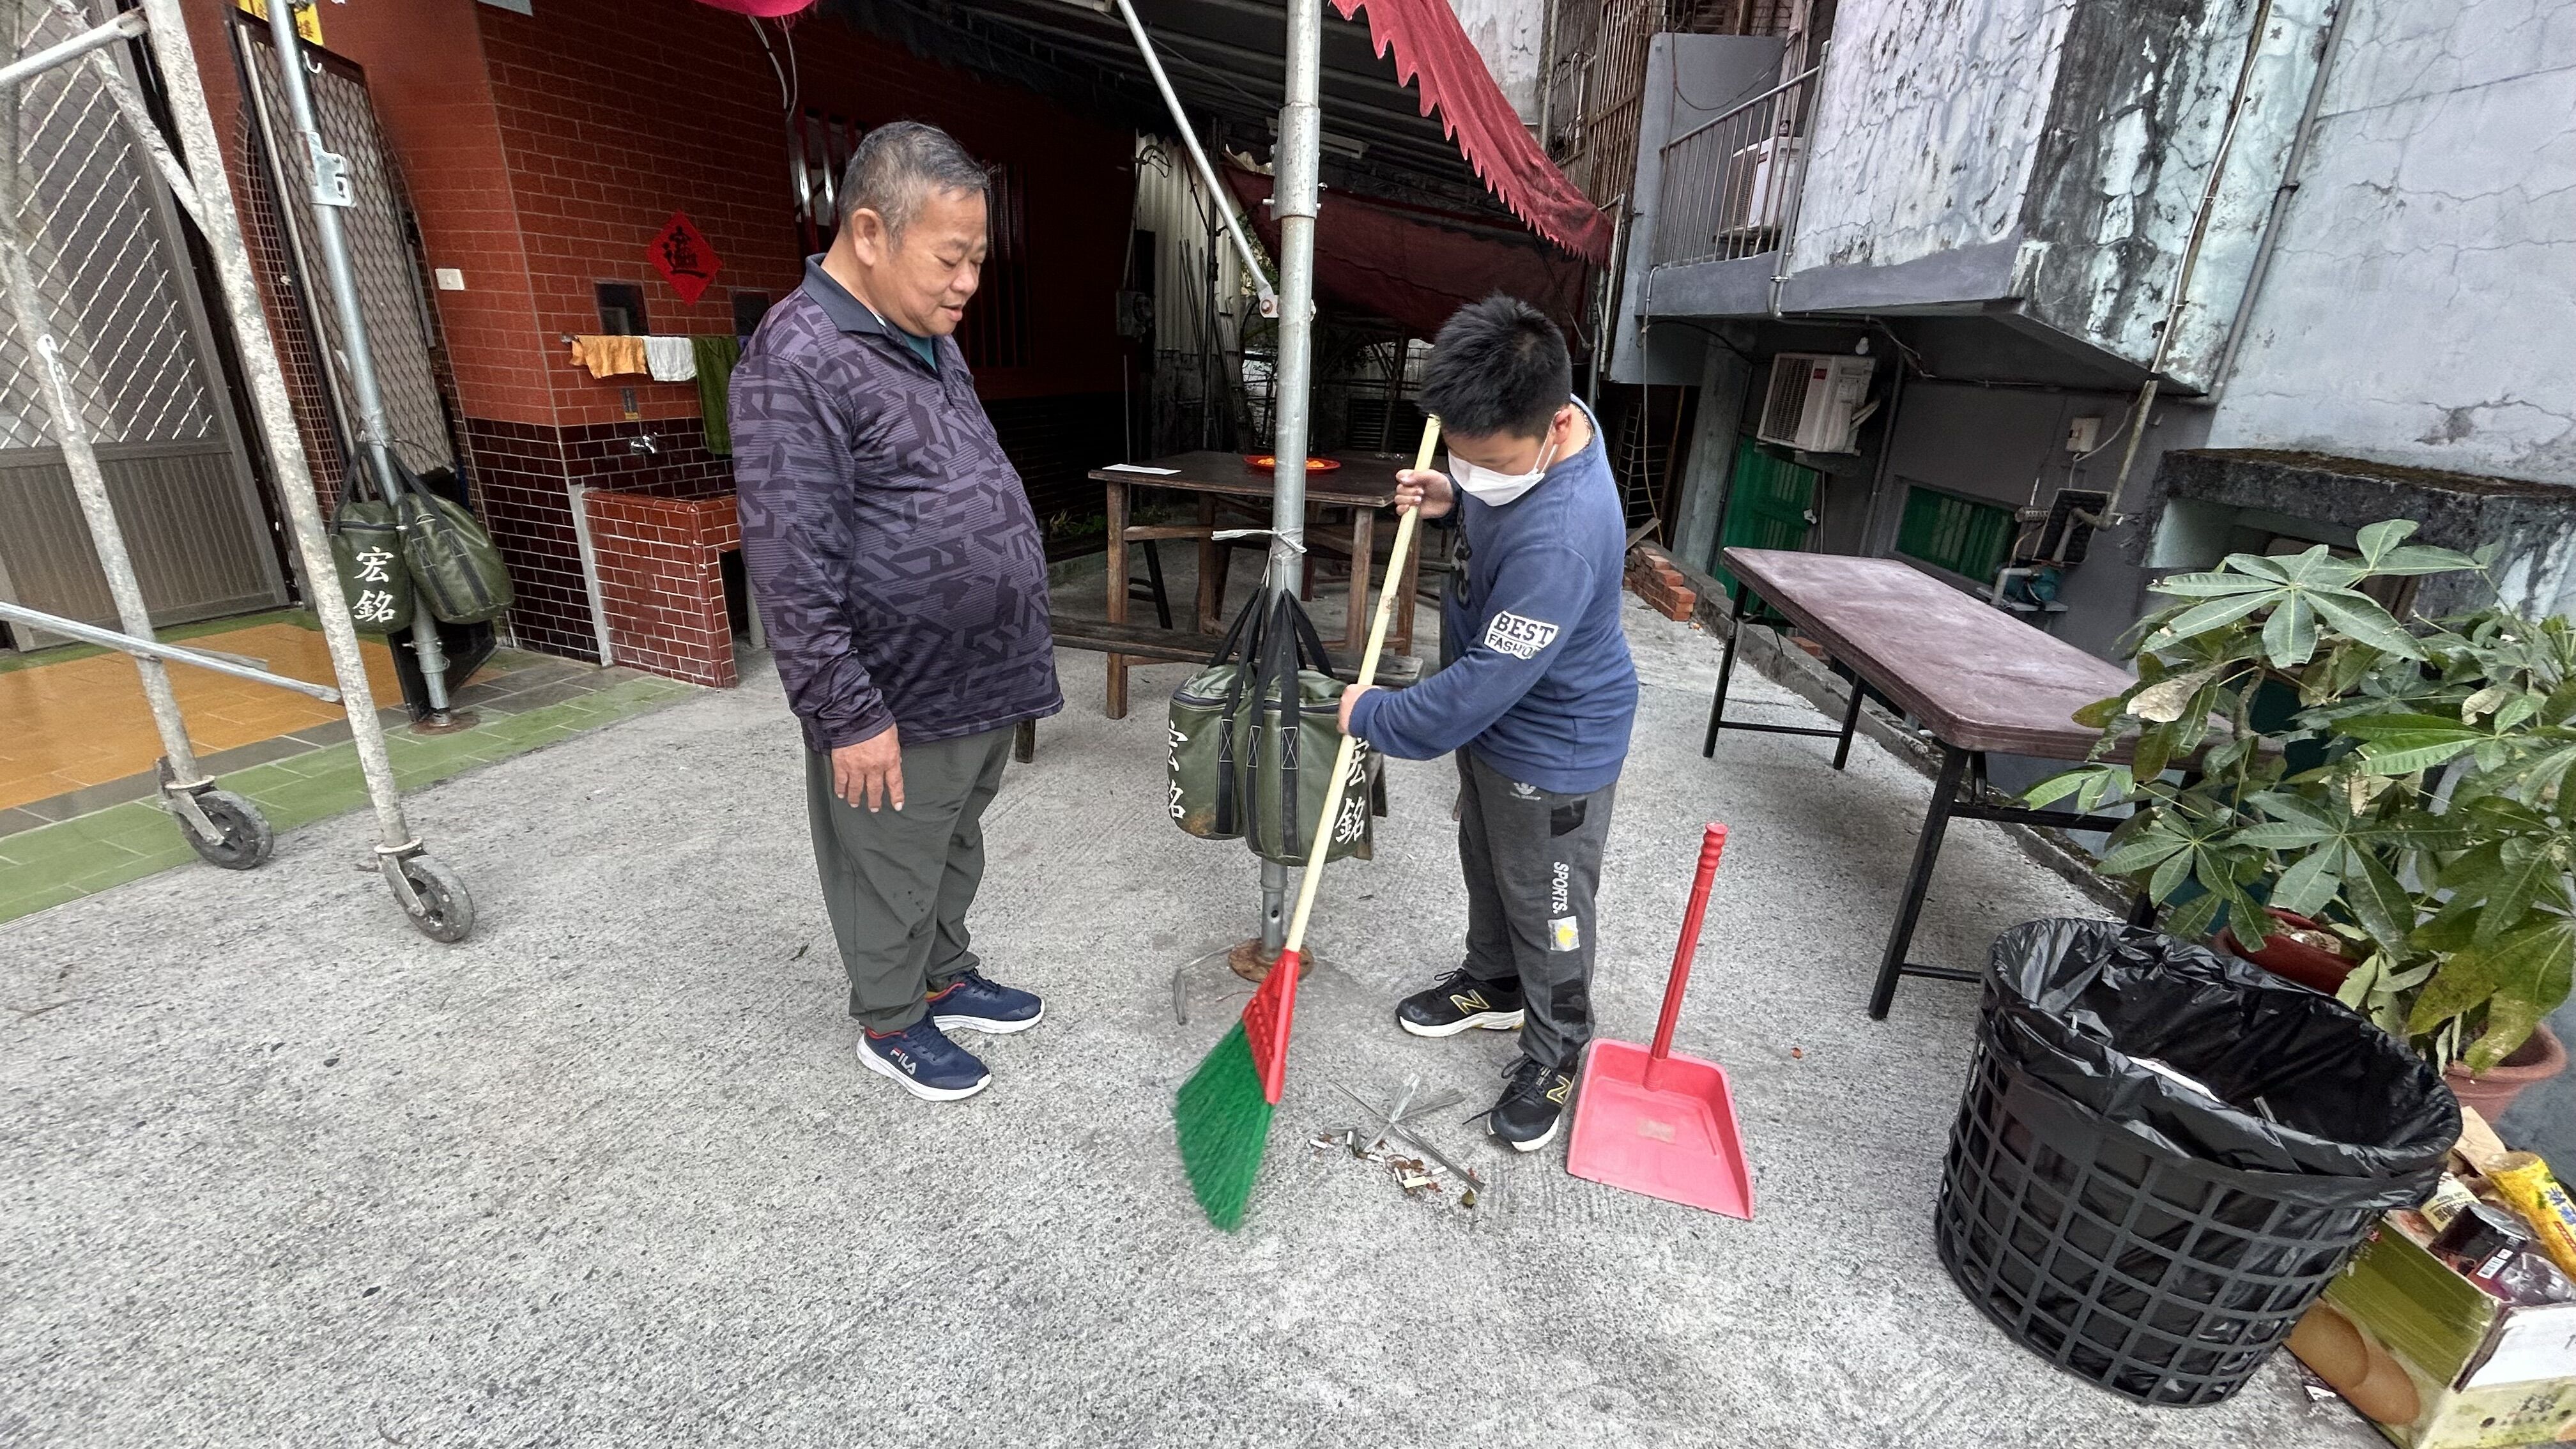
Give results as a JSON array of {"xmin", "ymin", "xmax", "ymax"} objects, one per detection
[{"xmin": 733, "ymin": 259, "xmax": 1061, "ymax": 753}]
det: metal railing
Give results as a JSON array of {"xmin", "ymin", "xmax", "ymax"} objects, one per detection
[{"xmin": 1650, "ymin": 60, "xmax": 1821, "ymax": 269}]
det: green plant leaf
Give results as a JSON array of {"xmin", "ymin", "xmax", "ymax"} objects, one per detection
[
  {"xmin": 2373, "ymin": 544, "xmax": 2486, "ymax": 577},
  {"xmin": 2405, "ymin": 952, "xmax": 2503, "ymax": 1036},
  {"xmin": 2131, "ymin": 724, "xmax": 2174, "ymax": 783},
  {"xmin": 2129, "ymin": 668, "xmax": 2223, "ymax": 723},
  {"xmin": 2100, "ymin": 825, "xmax": 2189, "ymax": 874},
  {"xmin": 2023, "ymin": 769, "xmax": 2096, "ymax": 809},
  {"xmin": 2229, "ymin": 821, "xmax": 2339, "ymax": 848},
  {"xmin": 2270, "ymin": 847, "xmax": 2343, "ymax": 917},
  {"xmin": 2342, "ymin": 843, "xmax": 2418, "ymax": 951},
  {"xmin": 2222, "ymin": 552, "xmax": 2294, "ymax": 582},
  {"xmin": 2357, "ymin": 735, "xmax": 2483, "ymax": 776},
  {"xmin": 2262, "ymin": 594, "xmax": 2320, "ymax": 668},
  {"xmin": 2464, "ymin": 997, "xmax": 2542, "ymax": 1074},
  {"xmin": 2356, "ymin": 519, "xmax": 2420, "ymax": 564},
  {"xmin": 2337, "ymin": 712, "xmax": 2475, "ymax": 740},
  {"xmin": 2072, "ymin": 694, "xmax": 2126, "ymax": 730},
  {"xmin": 2163, "ymin": 889, "xmax": 2227, "ymax": 941},
  {"xmin": 2149, "ymin": 571, "xmax": 2283, "ymax": 599},
  {"xmin": 2335, "ymin": 951, "xmax": 2384, "ymax": 1010},
  {"xmin": 2471, "ymin": 841, "xmax": 2558, "ymax": 945},
  {"xmin": 2156, "ymin": 592, "xmax": 2282, "ymax": 643},
  {"xmin": 2309, "ymin": 591, "xmax": 2427, "ymax": 660}
]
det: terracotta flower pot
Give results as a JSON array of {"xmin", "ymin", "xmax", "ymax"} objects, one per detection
[
  {"xmin": 2446, "ymin": 1023, "xmax": 2568, "ymax": 1123},
  {"xmin": 2216, "ymin": 909, "xmax": 2358, "ymax": 995}
]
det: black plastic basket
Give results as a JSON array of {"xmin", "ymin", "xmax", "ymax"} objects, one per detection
[
  {"xmin": 1935, "ymin": 921, "xmax": 2455, "ymax": 1407},
  {"xmin": 1939, "ymin": 1046, "xmax": 2395, "ymax": 1405}
]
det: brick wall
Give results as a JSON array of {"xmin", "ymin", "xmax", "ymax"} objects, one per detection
[
  {"xmin": 1625, "ymin": 542, "xmax": 1701, "ymax": 622},
  {"xmin": 179, "ymin": 0, "xmax": 1136, "ymax": 670},
  {"xmin": 583, "ymin": 490, "xmax": 741, "ymax": 689}
]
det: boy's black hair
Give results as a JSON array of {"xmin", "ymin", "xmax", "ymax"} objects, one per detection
[{"xmin": 1420, "ymin": 294, "xmax": 1572, "ymax": 440}]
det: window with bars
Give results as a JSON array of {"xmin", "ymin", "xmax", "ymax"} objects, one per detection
[{"xmin": 1894, "ymin": 482, "xmax": 2016, "ymax": 584}]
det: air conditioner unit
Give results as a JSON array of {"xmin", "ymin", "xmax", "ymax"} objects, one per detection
[
  {"xmin": 1717, "ymin": 137, "xmax": 1804, "ymax": 237},
  {"xmin": 1758, "ymin": 353, "xmax": 1876, "ymax": 454}
]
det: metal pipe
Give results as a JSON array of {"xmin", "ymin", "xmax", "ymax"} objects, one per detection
[
  {"xmin": 1113, "ymin": 0, "xmax": 1278, "ymax": 316},
  {"xmin": 1255, "ymin": 0, "xmax": 1325, "ymax": 956},
  {"xmin": 1767, "ymin": 41, "xmax": 1827, "ymax": 318},
  {"xmin": 2205, "ymin": 0, "xmax": 2349, "ymax": 411},
  {"xmin": 1589, "ymin": 192, "xmax": 1625, "ymax": 408},
  {"xmin": 2106, "ymin": 0, "xmax": 2278, "ymax": 516},
  {"xmin": 0, "ymin": 601, "xmax": 340, "ymax": 702},
  {"xmin": 137, "ymin": 0, "xmax": 415, "ymax": 855},
  {"xmin": 1660, "ymin": 61, "xmax": 1821, "ymax": 157},
  {"xmin": 0, "ymin": 8, "xmax": 143, "ymax": 91},
  {"xmin": 257, "ymin": 1, "xmax": 453, "ymax": 713},
  {"xmin": 0, "ymin": 114, "xmax": 210, "ymax": 802}
]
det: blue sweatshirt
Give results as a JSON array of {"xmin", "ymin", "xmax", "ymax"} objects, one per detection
[{"xmin": 1348, "ymin": 418, "xmax": 1638, "ymax": 793}]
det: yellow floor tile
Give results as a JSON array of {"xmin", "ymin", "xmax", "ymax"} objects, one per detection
[{"xmin": 0, "ymin": 620, "xmax": 400, "ymax": 811}]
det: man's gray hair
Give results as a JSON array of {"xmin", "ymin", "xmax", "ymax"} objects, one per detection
[{"xmin": 839, "ymin": 122, "xmax": 988, "ymax": 242}]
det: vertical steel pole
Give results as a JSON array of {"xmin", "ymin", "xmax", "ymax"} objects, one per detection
[
  {"xmin": 0, "ymin": 95, "xmax": 215, "ymax": 834},
  {"xmin": 136, "ymin": 0, "xmax": 415, "ymax": 855},
  {"xmin": 1256, "ymin": 0, "xmax": 1324, "ymax": 956},
  {"xmin": 259, "ymin": 0, "xmax": 452, "ymax": 715}
]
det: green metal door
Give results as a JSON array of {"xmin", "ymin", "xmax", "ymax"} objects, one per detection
[{"xmin": 1712, "ymin": 437, "xmax": 1818, "ymax": 594}]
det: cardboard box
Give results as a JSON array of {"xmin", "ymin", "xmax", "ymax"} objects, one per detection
[{"xmin": 2290, "ymin": 1214, "xmax": 2576, "ymax": 1448}]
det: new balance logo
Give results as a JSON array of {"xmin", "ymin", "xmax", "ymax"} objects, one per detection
[
  {"xmin": 1450, "ymin": 989, "xmax": 1490, "ymax": 1013},
  {"xmin": 1544, "ymin": 1075, "xmax": 1573, "ymax": 1106}
]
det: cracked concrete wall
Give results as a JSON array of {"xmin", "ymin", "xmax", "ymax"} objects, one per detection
[
  {"xmin": 2207, "ymin": 0, "xmax": 2576, "ymax": 486},
  {"xmin": 1788, "ymin": 0, "xmax": 2074, "ymax": 273},
  {"xmin": 1446, "ymin": 0, "xmax": 1547, "ymax": 123},
  {"xmin": 2020, "ymin": 0, "xmax": 2333, "ymax": 387}
]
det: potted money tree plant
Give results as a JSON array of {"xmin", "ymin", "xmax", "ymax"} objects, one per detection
[{"xmin": 2030, "ymin": 521, "xmax": 2572, "ymax": 1118}]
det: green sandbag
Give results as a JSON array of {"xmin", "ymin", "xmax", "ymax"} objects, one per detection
[
  {"xmin": 1167, "ymin": 592, "xmax": 1372, "ymax": 866},
  {"xmin": 397, "ymin": 488, "xmax": 514, "ymax": 625},
  {"xmin": 329, "ymin": 498, "xmax": 413, "ymax": 635}
]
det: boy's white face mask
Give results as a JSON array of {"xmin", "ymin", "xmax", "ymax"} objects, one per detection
[{"xmin": 1446, "ymin": 402, "xmax": 1575, "ymax": 507}]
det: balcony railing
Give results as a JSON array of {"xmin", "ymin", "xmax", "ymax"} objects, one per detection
[{"xmin": 1650, "ymin": 60, "xmax": 1821, "ymax": 269}]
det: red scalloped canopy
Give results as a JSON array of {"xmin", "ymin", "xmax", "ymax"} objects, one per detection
[{"xmin": 1327, "ymin": 0, "xmax": 1611, "ymax": 263}]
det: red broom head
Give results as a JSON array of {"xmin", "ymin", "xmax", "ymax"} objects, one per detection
[{"xmin": 1241, "ymin": 948, "xmax": 1301, "ymax": 1105}]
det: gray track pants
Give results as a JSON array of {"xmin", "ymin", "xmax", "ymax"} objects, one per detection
[
  {"xmin": 803, "ymin": 725, "xmax": 1015, "ymax": 1031},
  {"xmin": 1456, "ymin": 749, "xmax": 1617, "ymax": 1073}
]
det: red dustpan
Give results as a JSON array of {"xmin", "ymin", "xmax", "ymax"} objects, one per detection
[{"xmin": 1566, "ymin": 824, "xmax": 1754, "ymax": 1219}]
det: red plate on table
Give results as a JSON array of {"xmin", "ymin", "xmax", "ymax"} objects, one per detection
[{"xmin": 1242, "ymin": 454, "xmax": 1342, "ymax": 473}]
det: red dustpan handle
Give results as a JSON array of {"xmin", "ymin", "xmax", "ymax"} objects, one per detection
[{"xmin": 1648, "ymin": 824, "xmax": 1728, "ymax": 1066}]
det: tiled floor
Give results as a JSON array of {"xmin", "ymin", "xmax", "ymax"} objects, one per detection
[
  {"xmin": 0, "ymin": 612, "xmax": 403, "ymax": 812},
  {"xmin": 0, "ymin": 645, "xmax": 696, "ymax": 925}
]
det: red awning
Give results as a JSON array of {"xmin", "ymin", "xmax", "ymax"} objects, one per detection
[
  {"xmin": 1224, "ymin": 168, "xmax": 1589, "ymax": 341},
  {"xmin": 1326, "ymin": 0, "xmax": 1611, "ymax": 263}
]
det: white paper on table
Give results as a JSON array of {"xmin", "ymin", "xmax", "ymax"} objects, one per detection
[{"xmin": 1100, "ymin": 464, "xmax": 1181, "ymax": 475}]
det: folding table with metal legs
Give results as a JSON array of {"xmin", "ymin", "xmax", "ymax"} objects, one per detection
[{"xmin": 1697, "ymin": 547, "xmax": 2154, "ymax": 1018}]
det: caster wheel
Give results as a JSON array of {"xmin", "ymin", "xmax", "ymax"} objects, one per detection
[
  {"xmin": 183, "ymin": 789, "xmax": 272, "ymax": 870},
  {"xmin": 395, "ymin": 854, "xmax": 475, "ymax": 942}
]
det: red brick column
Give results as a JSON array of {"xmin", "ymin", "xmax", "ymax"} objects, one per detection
[{"xmin": 581, "ymin": 489, "xmax": 740, "ymax": 687}]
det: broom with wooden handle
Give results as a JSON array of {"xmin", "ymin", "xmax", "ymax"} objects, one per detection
[{"xmin": 1174, "ymin": 417, "xmax": 1441, "ymax": 1230}]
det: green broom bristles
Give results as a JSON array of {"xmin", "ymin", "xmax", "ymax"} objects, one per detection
[{"xmin": 1173, "ymin": 1020, "xmax": 1273, "ymax": 1230}]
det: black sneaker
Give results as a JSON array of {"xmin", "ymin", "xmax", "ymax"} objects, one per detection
[
  {"xmin": 1486, "ymin": 1057, "xmax": 1575, "ymax": 1152},
  {"xmin": 1396, "ymin": 969, "xmax": 1526, "ymax": 1038}
]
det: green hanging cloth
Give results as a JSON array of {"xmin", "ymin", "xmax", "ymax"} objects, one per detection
[{"xmin": 693, "ymin": 333, "xmax": 742, "ymax": 456}]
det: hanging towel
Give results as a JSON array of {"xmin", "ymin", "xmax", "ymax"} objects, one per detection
[
  {"xmin": 644, "ymin": 335, "xmax": 698, "ymax": 382},
  {"xmin": 693, "ymin": 333, "xmax": 742, "ymax": 456},
  {"xmin": 569, "ymin": 334, "xmax": 648, "ymax": 378}
]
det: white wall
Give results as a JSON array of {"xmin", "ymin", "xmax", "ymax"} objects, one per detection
[
  {"xmin": 1129, "ymin": 135, "xmax": 1252, "ymax": 357},
  {"xmin": 2208, "ymin": 0, "xmax": 2576, "ymax": 484},
  {"xmin": 1786, "ymin": 0, "xmax": 2073, "ymax": 273},
  {"xmin": 1446, "ymin": 0, "xmax": 1547, "ymax": 123}
]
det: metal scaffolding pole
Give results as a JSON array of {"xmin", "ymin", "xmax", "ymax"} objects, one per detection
[
  {"xmin": 1255, "ymin": 0, "xmax": 1325, "ymax": 956},
  {"xmin": 132, "ymin": 0, "xmax": 474, "ymax": 939},
  {"xmin": 256, "ymin": 0, "xmax": 456, "ymax": 718}
]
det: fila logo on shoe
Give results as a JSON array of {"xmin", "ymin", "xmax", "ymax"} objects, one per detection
[
  {"xmin": 1484, "ymin": 611, "xmax": 1560, "ymax": 659},
  {"xmin": 890, "ymin": 1047, "xmax": 920, "ymax": 1077}
]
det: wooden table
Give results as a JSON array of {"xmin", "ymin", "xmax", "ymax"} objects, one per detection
[
  {"xmin": 1085, "ymin": 452, "xmax": 1422, "ymax": 719},
  {"xmin": 1702, "ymin": 548, "xmax": 2146, "ymax": 1018}
]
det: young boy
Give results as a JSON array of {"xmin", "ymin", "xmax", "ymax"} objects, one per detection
[{"xmin": 1338, "ymin": 295, "xmax": 1639, "ymax": 1152}]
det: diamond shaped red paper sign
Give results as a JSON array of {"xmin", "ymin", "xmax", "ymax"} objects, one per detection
[{"xmin": 648, "ymin": 211, "xmax": 721, "ymax": 305}]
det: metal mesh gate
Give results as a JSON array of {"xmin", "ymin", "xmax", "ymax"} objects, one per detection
[
  {"xmin": 235, "ymin": 17, "xmax": 457, "ymax": 481},
  {"xmin": 0, "ymin": 0, "xmax": 282, "ymax": 635}
]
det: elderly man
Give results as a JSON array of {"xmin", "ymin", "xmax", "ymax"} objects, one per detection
[{"xmin": 735, "ymin": 122, "xmax": 1061, "ymax": 1103}]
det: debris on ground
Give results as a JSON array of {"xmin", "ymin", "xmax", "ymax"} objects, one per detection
[{"xmin": 1310, "ymin": 1124, "xmax": 1480, "ymax": 1212}]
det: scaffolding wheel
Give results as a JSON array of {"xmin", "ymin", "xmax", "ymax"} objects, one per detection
[
  {"xmin": 181, "ymin": 789, "xmax": 273, "ymax": 871},
  {"xmin": 394, "ymin": 854, "xmax": 475, "ymax": 943}
]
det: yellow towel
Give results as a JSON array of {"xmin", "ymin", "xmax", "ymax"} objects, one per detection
[{"xmin": 569, "ymin": 334, "xmax": 648, "ymax": 378}]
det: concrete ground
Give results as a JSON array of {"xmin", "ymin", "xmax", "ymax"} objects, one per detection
[{"xmin": 2, "ymin": 597, "xmax": 2387, "ymax": 1448}]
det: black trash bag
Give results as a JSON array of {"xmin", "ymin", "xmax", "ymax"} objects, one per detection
[{"xmin": 1982, "ymin": 919, "xmax": 2457, "ymax": 1195}]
